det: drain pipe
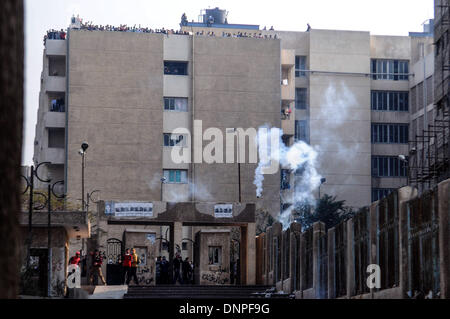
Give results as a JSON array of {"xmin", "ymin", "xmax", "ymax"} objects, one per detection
[{"xmin": 191, "ymin": 32, "xmax": 196, "ymax": 202}]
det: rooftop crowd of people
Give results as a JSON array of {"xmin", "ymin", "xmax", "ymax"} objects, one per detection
[
  {"xmin": 195, "ymin": 30, "xmax": 278, "ymax": 39},
  {"xmin": 43, "ymin": 29, "xmax": 66, "ymax": 45},
  {"xmin": 77, "ymin": 20, "xmax": 190, "ymax": 35},
  {"xmin": 43, "ymin": 15, "xmax": 280, "ymax": 46}
]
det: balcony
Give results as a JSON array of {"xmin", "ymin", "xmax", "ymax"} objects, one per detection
[
  {"xmin": 281, "ymin": 50, "xmax": 295, "ymax": 67},
  {"xmin": 42, "ymin": 147, "xmax": 65, "ymax": 165},
  {"xmin": 43, "ymin": 111, "xmax": 65, "ymax": 128},
  {"xmin": 46, "ymin": 39, "xmax": 66, "ymax": 56},
  {"xmin": 282, "ymin": 117, "xmax": 295, "ymax": 136},
  {"xmin": 281, "ymin": 83, "xmax": 295, "ymax": 101},
  {"xmin": 164, "ymin": 75, "xmax": 190, "ymax": 97},
  {"xmin": 46, "ymin": 76, "xmax": 66, "ymax": 92}
]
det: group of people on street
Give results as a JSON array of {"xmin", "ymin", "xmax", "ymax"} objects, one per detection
[
  {"xmin": 122, "ymin": 248, "xmax": 140, "ymax": 285},
  {"xmin": 69, "ymin": 249, "xmax": 106, "ymax": 285},
  {"xmin": 69, "ymin": 249, "xmax": 199, "ymax": 286},
  {"xmin": 156, "ymin": 253, "xmax": 194, "ymax": 285}
]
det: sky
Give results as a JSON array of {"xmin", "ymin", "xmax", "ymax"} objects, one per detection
[{"xmin": 23, "ymin": 0, "xmax": 434, "ymax": 165}]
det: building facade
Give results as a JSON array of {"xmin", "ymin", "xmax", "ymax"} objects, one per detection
[
  {"xmin": 33, "ymin": 9, "xmax": 435, "ymax": 285},
  {"xmin": 180, "ymin": 11, "xmax": 433, "ymax": 205}
]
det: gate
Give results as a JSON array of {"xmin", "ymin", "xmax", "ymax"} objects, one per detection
[{"xmin": 106, "ymin": 238, "xmax": 123, "ymax": 285}]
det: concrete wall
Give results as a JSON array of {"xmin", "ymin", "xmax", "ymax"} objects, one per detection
[
  {"xmin": 19, "ymin": 227, "xmax": 68, "ymax": 297},
  {"xmin": 195, "ymin": 230, "xmax": 231, "ymax": 285},
  {"xmin": 257, "ymin": 179, "xmax": 450, "ymax": 299},
  {"xmin": 192, "ymin": 36, "xmax": 281, "ymax": 216},
  {"xmin": 309, "ymin": 30, "xmax": 372, "ymax": 208},
  {"xmin": 66, "ymin": 30, "xmax": 164, "ymax": 202}
]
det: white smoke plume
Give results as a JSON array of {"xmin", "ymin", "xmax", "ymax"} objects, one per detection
[
  {"xmin": 254, "ymin": 81, "xmax": 360, "ymax": 230},
  {"xmin": 254, "ymin": 126, "xmax": 322, "ymax": 230},
  {"xmin": 148, "ymin": 172, "xmax": 213, "ymax": 202}
]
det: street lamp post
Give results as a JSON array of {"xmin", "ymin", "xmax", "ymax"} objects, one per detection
[
  {"xmin": 79, "ymin": 142, "xmax": 89, "ymax": 257},
  {"xmin": 79, "ymin": 142, "xmax": 89, "ymax": 212},
  {"xmin": 229, "ymin": 128, "xmax": 241, "ymax": 202}
]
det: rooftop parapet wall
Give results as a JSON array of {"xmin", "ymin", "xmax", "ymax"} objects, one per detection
[{"xmin": 19, "ymin": 211, "xmax": 90, "ymax": 239}]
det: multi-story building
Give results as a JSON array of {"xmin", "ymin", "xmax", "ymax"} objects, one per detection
[
  {"xmin": 408, "ymin": 0, "xmax": 449, "ymax": 192},
  {"xmin": 33, "ymin": 8, "xmax": 435, "ymax": 285},
  {"xmin": 408, "ymin": 20, "xmax": 437, "ymax": 192},
  {"xmin": 429, "ymin": 0, "xmax": 450, "ymax": 186},
  {"xmin": 180, "ymin": 8, "xmax": 433, "ymax": 205}
]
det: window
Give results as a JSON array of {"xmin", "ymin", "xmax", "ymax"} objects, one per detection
[
  {"xmin": 182, "ymin": 242, "xmax": 188, "ymax": 251},
  {"xmin": 208, "ymin": 246, "xmax": 222, "ymax": 265},
  {"xmin": 164, "ymin": 61, "xmax": 188, "ymax": 75},
  {"xmin": 295, "ymin": 120, "xmax": 308, "ymax": 142},
  {"xmin": 163, "ymin": 170, "xmax": 188, "ymax": 184},
  {"xmin": 371, "ymin": 59, "xmax": 408, "ymax": 80},
  {"xmin": 163, "ymin": 133, "xmax": 187, "ymax": 147},
  {"xmin": 371, "ymin": 188, "xmax": 395, "ymax": 202},
  {"xmin": 371, "ymin": 156, "xmax": 408, "ymax": 177},
  {"xmin": 295, "ymin": 56, "xmax": 306, "ymax": 77},
  {"xmin": 48, "ymin": 128, "xmax": 65, "ymax": 148},
  {"xmin": 371, "ymin": 123, "xmax": 409, "ymax": 144},
  {"xmin": 371, "ymin": 91, "xmax": 409, "ymax": 111},
  {"xmin": 295, "ymin": 88, "xmax": 307, "ymax": 109},
  {"xmin": 164, "ymin": 97, "xmax": 188, "ymax": 112}
]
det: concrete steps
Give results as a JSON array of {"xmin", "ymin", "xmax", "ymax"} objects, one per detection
[{"xmin": 124, "ymin": 285, "xmax": 272, "ymax": 299}]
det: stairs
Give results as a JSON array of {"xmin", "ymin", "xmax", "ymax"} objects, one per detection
[{"xmin": 124, "ymin": 285, "xmax": 272, "ymax": 299}]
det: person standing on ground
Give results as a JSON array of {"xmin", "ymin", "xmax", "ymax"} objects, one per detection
[
  {"xmin": 161, "ymin": 256, "xmax": 169, "ymax": 284},
  {"xmin": 155, "ymin": 256, "xmax": 162, "ymax": 285},
  {"xmin": 90, "ymin": 250, "xmax": 106, "ymax": 285},
  {"xmin": 122, "ymin": 248, "xmax": 132, "ymax": 285},
  {"xmin": 182, "ymin": 257, "xmax": 191, "ymax": 284},
  {"xmin": 127, "ymin": 248, "xmax": 140, "ymax": 285},
  {"xmin": 173, "ymin": 253, "xmax": 183, "ymax": 284}
]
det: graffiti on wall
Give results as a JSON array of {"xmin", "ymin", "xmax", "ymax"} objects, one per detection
[
  {"xmin": 135, "ymin": 247, "xmax": 155, "ymax": 286},
  {"xmin": 201, "ymin": 267, "xmax": 230, "ymax": 285},
  {"xmin": 51, "ymin": 248, "xmax": 66, "ymax": 296}
]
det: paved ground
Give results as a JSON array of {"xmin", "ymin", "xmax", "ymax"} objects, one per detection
[{"xmin": 88, "ymin": 285, "xmax": 128, "ymax": 299}]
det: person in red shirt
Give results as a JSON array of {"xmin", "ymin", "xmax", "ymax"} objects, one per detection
[
  {"xmin": 122, "ymin": 249, "xmax": 132, "ymax": 285},
  {"xmin": 69, "ymin": 252, "xmax": 81, "ymax": 266}
]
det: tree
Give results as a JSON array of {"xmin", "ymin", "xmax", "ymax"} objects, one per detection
[{"xmin": 294, "ymin": 194, "xmax": 355, "ymax": 230}]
